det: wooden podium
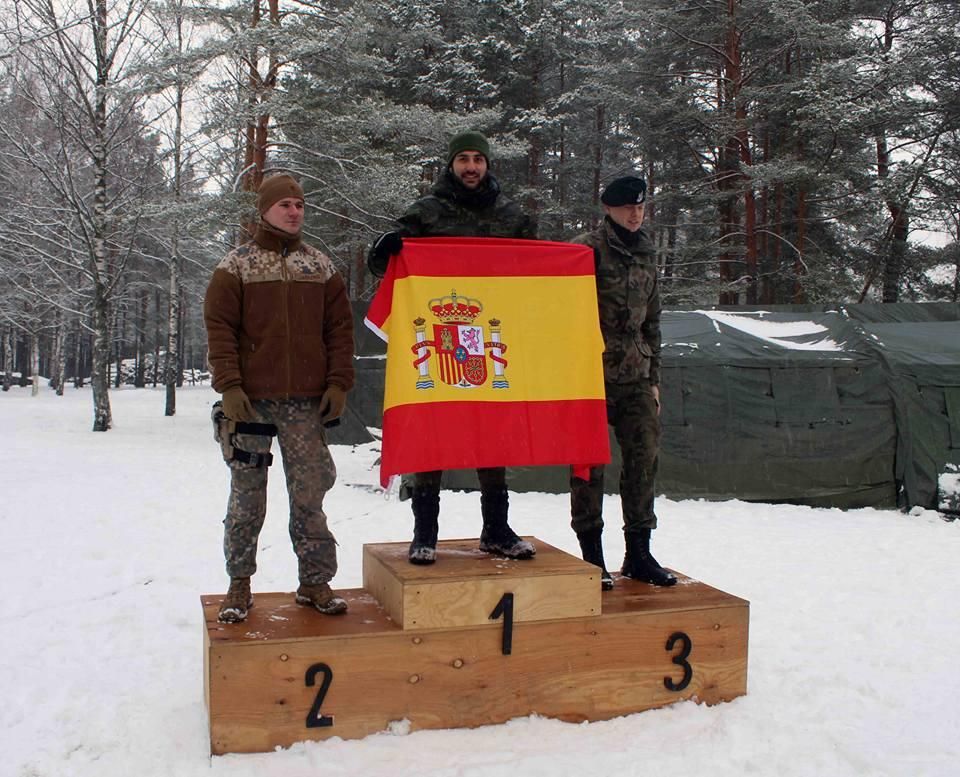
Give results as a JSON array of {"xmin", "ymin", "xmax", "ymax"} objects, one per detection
[{"xmin": 202, "ymin": 538, "xmax": 748, "ymax": 755}]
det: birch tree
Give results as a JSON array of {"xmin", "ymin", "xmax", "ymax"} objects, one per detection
[
  {"xmin": 138, "ymin": 0, "xmax": 212, "ymax": 416},
  {"xmin": 1, "ymin": 0, "xmax": 156, "ymax": 429}
]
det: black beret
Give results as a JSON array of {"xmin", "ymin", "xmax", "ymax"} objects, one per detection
[{"xmin": 601, "ymin": 176, "xmax": 647, "ymax": 206}]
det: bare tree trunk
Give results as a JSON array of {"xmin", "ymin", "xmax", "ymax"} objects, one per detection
[
  {"xmin": 165, "ymin": 244, "xmax": 181, "ymax": 414},
  {"xmin": 882, "ymin": 201, "xmax": 908, "ymax": 303},
  {"xmin": 54, "ymin": 320, "xmax": 67, "ymax": 397},
  {"xmin": 91, "ymin": 290, "xmax": 112, "ymax": 430},
  {"xmin": 49, "ymin": 314, "xmax": 65, "ymax": 395},
  {"xmin": 239, "ymin": 0, "xmax": 281, "ymax": 237},
  {"xmin": 90, "ymin": 0, "xmax": 113, "ymax": 431},
  {"xmin": 30, "ymin": 332, "xmax": 40, "ymax": 396},
  {"xmin": 152, "ymin": 287, "xmax": 161, "ymax": 387},
  {"xmin": 874, "ymin": 14, "xmax": 908, "ymax": 304},
  {"xmin": 591, "ymin": 104, "xmax": 605, "ymax": 227},
  {"xmin": 794, "ymin": 186, "xmax": 808, "ymax": 304},
  {"xmin": 759, "ymin": 126, "xmax": 773, "ymax": 304},
  {"xmin": 165, "ymin": 5, "xmax": 188, "ymax": 416},
  {"xmin": 876, "ymin": 133, "xmax": 908, "ymax": 303},
  {"xmin": 556, "ymin": 24, "xmax": 567, "ymax": 210},
  {"xmin": 73, "ymin": 319, "xmax": 84, "ymax": 389},
  {"xmin": 774, "ymin": 181, "xmax": 784, "ymax": 301},
  {"xmin": 177, "ymin": 289, "xmax": 186, "ymax": 388},
  {"xmin": 134, "ymin": 289, "xmax": 147, "ymax": 388},
  {"xmin": 113, "ymin": 307, "xmax": 124, "ymax": 389},
  {"xmin": 735, "ymin": 114, "xmax": 757, "ymax": 303},
  {"xmin": 723, "ymin": 0, "xmax": 754, "ymax": 304},
  {"xmin": 2, "ymin": 327, "xmax": 12, "ymax": 391}
]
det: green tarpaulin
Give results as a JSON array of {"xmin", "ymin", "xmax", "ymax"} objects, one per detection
[{"xmin": 332, "ymin": 302, "xmax": 960, "ymax": 511}]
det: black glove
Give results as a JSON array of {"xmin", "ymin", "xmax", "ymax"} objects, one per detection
[{"xmin": 368, "ymin": 231, "xmax": 403, "ymax": 277}]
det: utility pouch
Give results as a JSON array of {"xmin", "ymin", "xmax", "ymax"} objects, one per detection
[{"xmin": 211, "ymin": 401, "xmax": 278, "ymax": 468}]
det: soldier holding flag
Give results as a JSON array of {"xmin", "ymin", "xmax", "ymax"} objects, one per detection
[{"xmin": 368, "ymin": 131, "xmax": 538, "ymax": 565}]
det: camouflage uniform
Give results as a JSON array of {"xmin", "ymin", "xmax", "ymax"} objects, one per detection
[
  {"xmin": 223, "ymin": 398, "xmax": 338, "ymax": 584},
  {"xmin": 569, "ymin": 220, "xmax": 662, "ymax": 533},
  {"xmin": 205, "ymin": 223, "xmax": 354, "ymax": 586}
]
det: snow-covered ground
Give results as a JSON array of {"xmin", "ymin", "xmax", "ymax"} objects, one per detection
[{"xmin": 3, "ymin": 386, "xmax": 958, "ymax": 777}]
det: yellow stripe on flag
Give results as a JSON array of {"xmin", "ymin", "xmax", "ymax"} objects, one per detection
[{"xmin": 383, "ymin": 274, "xmax": 605, "ymax": 410}]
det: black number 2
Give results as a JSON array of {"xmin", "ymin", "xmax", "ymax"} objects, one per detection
[
  {"xmin": 305, "ymin": 662, "xmax": 334, "ymax": 728},
  {"xmin": 663, "ymin": 631, "xmax": 693, "ymax": 692},
  {"xmin": 489, "ymin": 593, "xmax": 514, "ymax": 655}
]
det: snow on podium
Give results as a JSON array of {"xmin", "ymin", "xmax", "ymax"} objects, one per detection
[{"xmin": 201, "ymin": 538, "xmax": 749, "ymax": 754}]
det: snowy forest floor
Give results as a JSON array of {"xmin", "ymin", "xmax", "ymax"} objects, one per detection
[{"xmin": 2, "ymin": 385, "xmax": 959, "ymax": 777}]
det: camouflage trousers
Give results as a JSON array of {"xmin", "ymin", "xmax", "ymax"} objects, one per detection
[
  {"xmin": 570, "ymin": 381, "xmax": 660, "ymax": 534},
  {"xmin": 222, "ymin": 397, "xmax": 338, "ymax": 585}
]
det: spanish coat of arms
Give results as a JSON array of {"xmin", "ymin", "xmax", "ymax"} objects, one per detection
[{"xmin": 410, "ymin": 290, "xmax": 509, "ymax": 390}]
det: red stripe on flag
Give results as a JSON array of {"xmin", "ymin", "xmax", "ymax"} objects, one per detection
[
  {"xmin": 391, "ymin": 238, "xmax": 595, "ymax": 279},
  {"xmin": 378, "ymin": 399, "xmax": 610, "ymax": 487}
]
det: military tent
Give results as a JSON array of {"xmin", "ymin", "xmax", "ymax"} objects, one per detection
[{"xmin": 332, "ymin": 302, "xmax": 960, "ymax": 512}]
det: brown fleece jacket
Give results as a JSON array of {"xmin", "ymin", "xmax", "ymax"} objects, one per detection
[{"xmin": 203, "ymin": 226, "xmax": 355, "ymax": 399}]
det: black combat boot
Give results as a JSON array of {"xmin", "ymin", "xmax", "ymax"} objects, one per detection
[
  {"xmin": 622, "ymin": 528, "xmax": 677, "ymax": 586},
  {"xmin": 408, "ymin": 486, "xmax": 440, "ymax": 564},
  {"xmin": 478, "ymin": 487, "xmax": 536, "ymax": 559},
  {"xmin": 577, "ymin": 528, "xmax": 614, "ymax": 591}
]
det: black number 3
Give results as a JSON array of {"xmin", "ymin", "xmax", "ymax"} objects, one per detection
[
  {"xmin": 663, "ymin": 631, "xmax": 693, "ymax": 692},
  {"xmin": 305, "ymin": 662, "xmax": 334, "ymax": 728}
]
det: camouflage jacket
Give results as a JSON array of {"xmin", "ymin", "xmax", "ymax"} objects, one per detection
[
  {"xmin": 572, "ymin": 219, "xmax": 661, "ymax": 386},
  {"xmin": 397, "ymin": 169, "xmax": 536, "ymax": 239},
  {"xmin": 204, "ymin": 225, "xmax": 355, "ymax": 400}
]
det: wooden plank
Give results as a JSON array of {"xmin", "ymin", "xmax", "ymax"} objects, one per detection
[
  {"xmin": 202, "ymin": 590, "xmax": 399, "ymax": 646},
  {"xmin": 362, "ymin": 538, "xmax": 601, "ymax": 629},
  {"xmin": 359, "ymin": 551, "xmax": 405, "ymax": 629},
  {"xmin": 203, "ymin": 575, "xmax": 749, "ymax": 754}
]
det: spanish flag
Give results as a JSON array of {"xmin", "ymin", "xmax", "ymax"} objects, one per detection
[{"xmin": 365, "ymin": 237, "xmax": 610, "ymax": 487}]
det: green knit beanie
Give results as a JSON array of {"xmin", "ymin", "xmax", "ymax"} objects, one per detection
[{"xmin": 447, "ymin": 131, "xmax": 491, "ymax": 165}]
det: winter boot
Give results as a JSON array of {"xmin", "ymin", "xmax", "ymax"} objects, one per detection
[
  {"xmin": 478, "ymin": 487, "xmax": 536, "ymax": 559},
  {"xmin": 622, "ymin": 528, "xmax": 677, "ymax": 587},
  {"xmin": 408, "ymin": 486, "xmax": 440, "ymax": 564},
  {"xmin": 218, "ymin": 577, "xmax": 253, "ymax": 623},
  {"xmin": 296, "ymin": 582, "xmax": 348, "ymax": 615},
  {"xmin": 577, "ymin": 528, "xmax": 614, "ymax": 591}
]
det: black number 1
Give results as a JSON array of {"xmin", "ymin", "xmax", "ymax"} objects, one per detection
[
  {"xmin": 489, "ymin": 593, "xmax": 515, "ymax": 655},
  {"xmin": 663, "ymin": 631, "xmax": 693, "ymax": 692},
  {"xmin": 305, "ymin": 662, "xmax": 334, "ymax": 728}
]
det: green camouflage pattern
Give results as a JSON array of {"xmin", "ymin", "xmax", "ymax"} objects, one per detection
[
  {"xmin": 570, "ymin": 382, "xmax": 661, "ymax": 532},
  {"xmin": 396, "ymin": 170, "xmax": 536, "ymax": 240},
  {"xmin": 571, "ymin": 221, "xmax": 661, "ymax": 386}
]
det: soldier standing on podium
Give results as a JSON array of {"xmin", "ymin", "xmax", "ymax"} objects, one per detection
[
  {"xmin": 205, "ymin": 173, "xmax": 356, "ymax": 622},
  {"xmin": 569, "ymin": 176, "xmax": 677, "ymax": 590},
  {"xmin": 367, "ymin": 130, "xmax": 538, "ymax": 566}
]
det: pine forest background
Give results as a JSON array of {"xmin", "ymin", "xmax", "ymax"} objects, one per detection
[{"xmin": 1, "ymin": 0, "xmax": 959, "ymax": 429}]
